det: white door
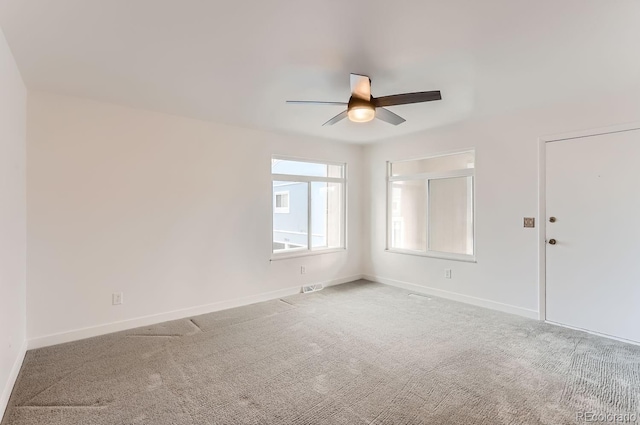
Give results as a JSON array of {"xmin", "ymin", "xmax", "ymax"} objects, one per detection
[{"xmin": 546, "ymin": 129, "xmax": 640, "ymax": 343}]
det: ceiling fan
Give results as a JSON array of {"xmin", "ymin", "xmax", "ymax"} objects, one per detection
[{"xmin": 286, "ymin": 73, "xmax": 441, "ymax": 126}]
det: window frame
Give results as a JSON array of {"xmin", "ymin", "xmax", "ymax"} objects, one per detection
[
  {"xmin": 386, "ymin": 150, "xmax": 476, "ymax": 263},
  {"xmin": 271, "ymin": 156, "xmax": 347, "ymax": 260}
]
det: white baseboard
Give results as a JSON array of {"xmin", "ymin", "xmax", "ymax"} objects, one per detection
[
  {"xmin": 28, "ymin": 275, "xmax": 362, "ymax": 350},
  {"xmin": 364, "ymin": 274, "xmax": 539, "ymax": 320},
  {"xmin": 1, "ymin": 339, "xmax": 28, "ymax": 423},
  {"xmin": 545, "ymin": 321, "xmax": 640, "ymax": 347},
  {"xmin": 318, "ymin": 274, "xmax": 363, "ymax": 288}
]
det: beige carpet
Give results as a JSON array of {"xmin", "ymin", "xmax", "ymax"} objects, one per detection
[{"xmin": 3, "ymin": 280, "xmax": 640, "ymax": 424}]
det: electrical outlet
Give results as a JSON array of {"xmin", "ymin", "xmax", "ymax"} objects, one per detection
[
  {"xmin": 444, "ymin": 269, "xmax": 452, "ymax": 279},
  {"xmin": 112, "ymin": 292, "xmax": 123, "ymax": 305},
  {"xmin": 300, "ymin": 266, "xmax": 306, "ymax": 274}
]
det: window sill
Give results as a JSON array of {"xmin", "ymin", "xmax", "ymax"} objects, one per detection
[
  {"xmin": 271, "ymin": 248, "xmax": 346, "ymax": 261},
  {"xmin": 385, "ymin": 249, "xmax": 476, "ymax": 263}
]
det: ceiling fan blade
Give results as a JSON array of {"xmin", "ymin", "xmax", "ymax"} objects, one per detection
[
  {"xmin": 322, "ymin": 110, "xmax": 348, "ymax": 126},
  {"xmin": 374, "ymin": 91, "xmax": 442, "ymax": 107},
  {"xmin": 375, "ymin": 107, "xmax": 406, "ymax": 125},
  {"xmin": 286, "ymin": 100, "xmax": 347, "ymax": 106},
  {"xmin": 350, "ymin": 73, "xmax": 371, "ymax": 101}
]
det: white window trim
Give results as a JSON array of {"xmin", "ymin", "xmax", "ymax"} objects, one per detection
[
  {"xmin": 271, "ymin": 156, "xmax": 347, "ymax": 260},
  {"xmin": 271, "ymin": 247, "xmax": 347, "ymax": 260},
  {"xmin": 274, "ymin": 191, "xmax": 290, "ymax": 214},
  {"xmin": 385, "ymin": 151, "xmax": 476, "ymax": 262},
  {"xmin": 385, "ymin": 248, "xmax": 477, "ymax": 263}
]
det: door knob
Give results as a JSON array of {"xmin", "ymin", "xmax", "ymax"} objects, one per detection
[
  {"xmin": 548, "ymin": 239, "xmax": 557, "ymax": 245},
  {"xmin": 549, "ymin": 217, "xmax": 556, "ymax": 223}
]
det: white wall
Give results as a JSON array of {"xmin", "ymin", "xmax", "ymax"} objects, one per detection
[
  {"xmin": 22, "ymin": 72, "xmax": 640, "ymax": 349},
  {"xmin": 0, "ymin": 27, "xmax": 27, "ymax": 418},
  {"xmin": 27, "ymin": 92, "xmax": 363, "ymax": 345},
  {"xmin": 364, "ymin": 91, "xmax": 640, "ymax": 318}
]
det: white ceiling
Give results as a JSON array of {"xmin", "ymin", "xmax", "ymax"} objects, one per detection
[{"xmin": 1, "ymin": 0, "xmax": 639, "ymax": 143}]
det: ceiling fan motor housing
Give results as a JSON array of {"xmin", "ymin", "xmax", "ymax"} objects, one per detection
[{"xmin": 347, "ymin": 95, "xmax": 374, "ymax": 111}]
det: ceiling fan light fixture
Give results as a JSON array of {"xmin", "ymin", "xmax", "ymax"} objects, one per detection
[{"xmin": 348, "ymin": 105, "xmax": 375, "ymax": 123}]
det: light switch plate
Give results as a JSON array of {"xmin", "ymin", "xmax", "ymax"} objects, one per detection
[{"xmin": 524, "ymin": 217, "xmax": 535, "ymax": 228}]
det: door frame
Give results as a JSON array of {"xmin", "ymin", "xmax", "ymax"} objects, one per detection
[{"xmin": 537, "ymin": 122, "xmax": 640, "ymax": 321}]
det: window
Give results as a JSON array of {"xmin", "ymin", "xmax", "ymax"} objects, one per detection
[
  {"xmin": 387, "ymin": 151, "xmax": 475, "ymax": 261},
  {"xmin": 272, "ymin": 157, "xmax": 346, "ymax": 256},
  {"xmin": 391, "ymin": 218, "xmax": 404, "ymax": 248},
  {"xmin": 274, "ymin": 191, "xmax": 290, "ymax": 213}
]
